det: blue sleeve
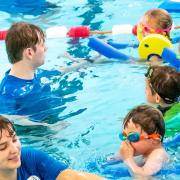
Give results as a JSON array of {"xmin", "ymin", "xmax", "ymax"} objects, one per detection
[
  {"xmin": 0, "ymin": 95, "xmax": 17, "ymax": 114},
  {"xmin": 21, "ymin": 148, "xmax": 68, "ymax": 179}
]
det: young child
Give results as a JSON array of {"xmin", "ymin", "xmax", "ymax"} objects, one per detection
[
  {"xmin": 119, "ymin": 105, "xmax": 168, "ymax": 177},
  {"xmin": 145, "ymin": 65, "xmax": 180, "ymax": 136},
  {"xmin": 136, "ymin": 8, "xmax": 174, "ymax": 65},
  {"xmin": 137, "ymin": 8, "xmax": 173, "ymax": 41}
]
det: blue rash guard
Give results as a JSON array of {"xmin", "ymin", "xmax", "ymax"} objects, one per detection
[
  {"xmin": 0, "ymin": 69, "xmax": 63, "ymax": 121},
  {"xmin": 17, "ymin": 148, "xmax": 67, "ymax": 180}
]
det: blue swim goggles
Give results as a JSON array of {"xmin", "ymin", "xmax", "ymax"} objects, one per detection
[{"xmin": 119, "ymin": 132, "xmax": 161, "ymax": 142}]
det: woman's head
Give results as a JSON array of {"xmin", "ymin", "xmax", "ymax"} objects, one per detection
[
  {"xmin": 0, "ymin": 116, "xmax": 21, "ymax": 171},
  {"xmin": 139, "ymin": 8, "xmax": 172, "ymax": 40},
  {"xmin": 145, "ymin": 66, "xmax": 180, "ymax": 105},
  {"xmin": 122, "ymin": 105, "xmax": 165, "ymax": 155}
]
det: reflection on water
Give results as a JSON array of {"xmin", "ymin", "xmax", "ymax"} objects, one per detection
[
  {"xmin": 67, "ymin": 0, "xmax": 103, "ymax": 59},
  {"xmin": 0, "ymin": 70, "xmax": 87, "ymax": 123},
  {"xmin": 0, "ymin": 0, "xmax": 179, "ymax": 179},
  {"xmin": 0, "ymin": 0, "xmax": 58, "ymax": 15}
]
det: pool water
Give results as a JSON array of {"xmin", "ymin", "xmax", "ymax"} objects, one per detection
[{"xmin": 0, "ymin": 0, "xmax": 180, "ymax": 179}]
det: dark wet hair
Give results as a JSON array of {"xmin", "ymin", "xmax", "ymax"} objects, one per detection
[
  {"xmin": 0, "ymin": 116, "xmax": 15, "ymax": 140},
  {"xmin": 145, "ymin": 66, "xmax": 180, "ymax": 104},
  {"xmin": 6, "ymin": 22, "xmax": 45, "ymax": 64},
  {"xmin": 123, "ymin": 105, "xmax": 165, "ymax": 142}
]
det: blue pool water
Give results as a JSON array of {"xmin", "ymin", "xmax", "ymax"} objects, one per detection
[{"xmin": 0, "ymin": 0, "xmax": 180, "ymax": 179}]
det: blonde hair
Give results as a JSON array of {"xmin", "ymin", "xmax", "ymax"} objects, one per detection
[{"xmin": 144, "ymin": 8, "xmax": 172, "ymax": 40}]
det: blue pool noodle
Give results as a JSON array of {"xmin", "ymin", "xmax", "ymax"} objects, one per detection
[
  {"xmin": 88, "ymin": 37, "xmax": 131, "ymax": 61},
  {"xmin": 88, "ymin": 37, "xmax": 180, "ymax": 70},
  {"xmin": 159, "ymin": 0, "xmax": 180, "ymax": 13},
  {"xmin": 107, "ymin": 40, "xmax": 139, "ymax": 49},
  {"xmin": 107, "ymin": 36, "xmax": 180, "ymax": 50},
  {"xmin": 162, "ymin": 48, "xmax": 180, "ymax": 69}
]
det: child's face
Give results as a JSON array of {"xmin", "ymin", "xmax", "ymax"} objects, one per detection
[
  {"xmin": 124, "ymin": 120, "xmax": 156, "ymax": 156},
  {"xmin": 145, "ymin": 79, "xmax": 156, "ymax": 104},
  {"xmin": 139, "ymin": 16, "xmax": 166, "ymax": 39},
  {"xmin": 140, "ymin": 17, "xmax": 158, "ymax": 38}
]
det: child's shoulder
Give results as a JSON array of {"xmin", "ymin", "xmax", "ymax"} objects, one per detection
[{"xmin": 149, "ymin": 147, "xmax": 169, "ymax": 161}]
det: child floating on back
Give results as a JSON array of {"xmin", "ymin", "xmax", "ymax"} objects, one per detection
[{"xmin": 119, "ymin": 105, "xmax": 168, "ymax": 177}]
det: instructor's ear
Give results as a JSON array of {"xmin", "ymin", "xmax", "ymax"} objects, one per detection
[{"xmin": 23, "ymin": 48, "xmax": 34, "ymax": 60}]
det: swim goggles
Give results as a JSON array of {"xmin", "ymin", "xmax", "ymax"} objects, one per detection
[
  {"xmin": 138, "ymin": 23, "xmax": 172, "ymax": 35},
  {"xmin": 119, "ymin": 131, "xmax": 161, "ymax": 142},
  {"xmin": 144, "ymin": 66, "xmax": 154, "ymax": 79}
]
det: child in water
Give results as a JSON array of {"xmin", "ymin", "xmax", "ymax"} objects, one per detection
[
  {"xmin": 145, "ymin": 65, "xmax": 180, "ymax": 136},
  {"xmin": 66, "ymin": 9, "xmax": 179, "ymax": 68},
  {"xmin": 145, "ymin": 66, "xmax": 180, "ymax": 112},
  {"xmin": 137, "ymin": 8, "xmax": 173, "ymax": 41},
  {"xmin": 136, "ymin": 8, "xmax": 174, "ymax": 65},
  {"xmin": 65, "ymin": 8, "xmax": 175, "ymax": 65},
  {"xmin": 119, "ymin": 105, "xmax": 168, "ymax": 177}
]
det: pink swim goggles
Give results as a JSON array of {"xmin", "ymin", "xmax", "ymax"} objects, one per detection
[{"xmin": 139, "ymin": 23, "xmax": 172, "ymax": 34}]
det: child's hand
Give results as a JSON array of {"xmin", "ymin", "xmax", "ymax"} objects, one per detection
[{"xmin": 120, "ymin": 141, "xmax": 134, "ymax": 160}]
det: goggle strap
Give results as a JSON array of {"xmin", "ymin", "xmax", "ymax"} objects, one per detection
[
  {"xmin": 140, "ymin": 134, "xmax": 161, "ymax": 140},
  {"xmin": 139, "ymin": 23, "xmax": 172, "ymax": 34},
  {"xmin": 148, "ymin": 134, "xmax": 161, "ymax": 139}
]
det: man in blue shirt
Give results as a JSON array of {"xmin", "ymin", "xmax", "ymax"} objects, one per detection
[
  {"xmin": 0, "ymin": 22, "xmax": 85, "ymax": 122},
  {"xmin": 0, "ymin": 115, "xmax": 104, "ymax": 180}
]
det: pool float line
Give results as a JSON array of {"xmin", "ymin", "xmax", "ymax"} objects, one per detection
[
  {"xmin": 1, "ymin": 23, "xmax": 179, "ymax": 40},
  {"xmin": 0, "ymin": 30, "xmax": 6, "ymax": 40},
  {"xmin": 46, "ymin": 24, "xmax": 180, "ymax": 38},
  {"xmin": 45, "ymin": 24, "xmax": 135, "ymax": 38},
  {"xmin": 159, "ymin": 0, "xmax": 180, "ymax": 13},
  {"xmin": 88, "ymin": 34, "xmax": 180, "ymax": 69},
  {"xmin": 0, "ymin": 24, "xmax": 134, "ymax": 40}
]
